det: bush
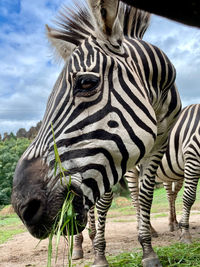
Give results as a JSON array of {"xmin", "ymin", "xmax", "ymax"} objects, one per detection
[{"xmin": 0, "ymin": 136, "xmax": 31, "ymax": 205}]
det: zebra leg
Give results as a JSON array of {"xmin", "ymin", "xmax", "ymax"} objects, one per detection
[
  {"xmin": 72, "ymin": 232, "xmax": 84, "ymax": 260},
  {"xmin": 138, "ymin": 157, "xmax": 162, "ymax": 267},
  {"xmin": 163, "ymin": 180, "xmax": 183, "ymax": 232},
  {"xmin": 125, "ymin": 168, "xmax": 158, "ymax": 237},
  {"xmin": 125, "ymin": 168, "xmax": 140, "ymax": 229},
  {"xmin": 72, "ymin": 205, "xmax": 96, "ymax": 260},
  {"xmin": 88, "ymin": 205, "xmax": 97, "ymax": 242},
  {"xmin": 179, "ymin": 176, "xmax": 198, "ymax": 244},
  {"xmin": 92, "ymin": 191, "xmax": 113, "ymax": 267}
]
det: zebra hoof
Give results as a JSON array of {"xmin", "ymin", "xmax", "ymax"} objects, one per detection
[
  {"xmin": 169, "ymin": 222, "xmax": 179, "ymax": 232},
  {"xmin": 180, "ymin": 231, "xmax": 192, "ymax": 244},
  {"xmin": 151, "ymin": 226, "xmax": 158, "ymax": 238},
  {"xmin": 151, "ymin": 230, "xmax": 159, "ymax": 238},
  {"xmin": 180, "ymin": 237, "xmax": 192, "ymax": 244},
  {"xmin": 92, "ymin": 255, "xmax": 109, "ymax": 267},
  {"xmin": 92, "ymin": 264, "xmax": 109, "ymax": 267},
  {"xmin": 72, "ymin": 249, "xmax": 84, "ymax": 260},
  {"xmin": 142, "ymin": 257, "xmax": 162, "ymax": 267}
]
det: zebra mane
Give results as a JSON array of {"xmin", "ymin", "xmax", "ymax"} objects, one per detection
[
  {"xmin": 122, "ymin": 5, "xmax": 151, "ymax": 39},
  {"xmin": 48, "ymin": 2, "xmax": 150, "ymax": 49}
]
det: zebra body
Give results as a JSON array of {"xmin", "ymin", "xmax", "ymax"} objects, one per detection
[
  {"xmin": 157, "ymin": 104, "xmax": 200, "ymax": 182},
  {"xmin": 157, "ymin": 104, "xmax": 200, "ymax": 243},
  {"xmin": 11, "ymin": 1, "xmax": 181, "ymax": 266}
]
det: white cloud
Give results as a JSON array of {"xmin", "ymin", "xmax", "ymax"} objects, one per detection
[{"xmin": 0, "ymin": 0, "xmax": 66, "ymax": 135}]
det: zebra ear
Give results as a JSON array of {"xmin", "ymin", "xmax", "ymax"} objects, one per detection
[
  {"xmin": 46, "ymin": 24, "xmax": 76, "ymax": 61},
  {"xmin": 88, "ymin": 0, "xmax": 123, "ymax": 50}
]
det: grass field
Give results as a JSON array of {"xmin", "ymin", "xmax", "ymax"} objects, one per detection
[
  {"xmin": 0, "ymin": 212, "xmax": 25, "ymax": 244},
  {"xmin": 108, "ymin": 182, "xmax": 200, "ymax": 218},
  {"xmin": 104, "ymin": 241, "xmax": 200, "ymax": 267}
]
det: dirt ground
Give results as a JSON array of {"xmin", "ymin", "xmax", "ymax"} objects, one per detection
[{"xmin": 1, "ymin": 212, "xmax": 200, "ymax": 267}]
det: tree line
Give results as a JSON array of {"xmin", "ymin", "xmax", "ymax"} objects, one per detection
[
  {"xmin": 1, "ymin": 121, "xmax": 41, "ymax": 141},
  {"xmin": 0, "ymin": 135, "xmax": 31, "ymax": 206},
  {"xmin": 0, "ymin": 122, "xmax": 43, "ymax": 206}
]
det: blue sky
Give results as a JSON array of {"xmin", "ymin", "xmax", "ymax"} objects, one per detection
[{"xmin": 0, "ymin": 1, "xmax": 200, "ymax": 136}]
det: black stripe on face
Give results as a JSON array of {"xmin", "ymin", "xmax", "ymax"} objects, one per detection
[
  {"xmin": 128, "ymin": 39, "xmax": 151, "ymax": 90},
  {"xmin": 50, "ymin": 133, "xmax": 128, "ymax": 185},
  {"xmin": 51, "ymin": 152, "xmax": 111, "ymax": 194},
  {"xmin": 112, "ymin": 81, "xmax": 156, "ymax": 141},
  {"xmin": 107, "ymin": 120, "xmax": 119, "ymax": 128},
  {"xmin": 117, "ymin": 64, "xmax": 157, "ymax": 128},
  {"xmin": 85, "ymin": 41, "xmax": 94, "ymax": 66}
]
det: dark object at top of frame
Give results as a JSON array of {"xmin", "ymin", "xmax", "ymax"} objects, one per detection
[{"xmin": 121, "ymin": 0, "xmax": 200, "ymax": 28}]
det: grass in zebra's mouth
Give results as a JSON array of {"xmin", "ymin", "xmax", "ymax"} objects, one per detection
[
  {"xmin": 47, "ymin": 191, "xmax": 77, "ymax": 267},
  {"xmin": 46, "ymin": 125, "xmax": 79, "ymax": 267}
]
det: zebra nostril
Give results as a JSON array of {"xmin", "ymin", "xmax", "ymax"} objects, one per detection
[{"xmin": 22, "ymin": 199, "xmax": 43, "ymax": 225}]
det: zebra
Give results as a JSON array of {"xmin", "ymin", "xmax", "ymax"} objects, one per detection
[
  {"xmin": 11, "ymin": 1, "xmax": 182, "ymax": 267},
  {"xmin": 156, "ymin": 104, "xmax": 200, "ymax": 243},
  {"xmin": 125, "ymin": 104, "xmax": 200, "ymax": 242}
]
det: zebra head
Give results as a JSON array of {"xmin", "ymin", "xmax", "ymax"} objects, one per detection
[{"xmin": 12, "ymin": 1, "xmax": 154, "ymax": 239}]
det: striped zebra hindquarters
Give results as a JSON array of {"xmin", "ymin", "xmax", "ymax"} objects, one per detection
[
  {"xmin": 157, "ymin": 104, "xmax": 200, "ymax": 243},
  {"xmin": 11, "ymin": 1, "xmax": 182, "ymax": 267}
]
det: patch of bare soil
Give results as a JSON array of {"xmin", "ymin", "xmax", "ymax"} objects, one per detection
[
  {"xmin": 0, "ymin": 206, "xmax": 14, "ymax": 216},
  {"xmin": 0, "ymin": 212, "xmax": 200, "ymax": 267}
]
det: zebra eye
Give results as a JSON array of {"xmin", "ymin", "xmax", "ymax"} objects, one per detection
[{"xmin": 73, "ymin": 75, "xmax": 100, "ymax": 97}]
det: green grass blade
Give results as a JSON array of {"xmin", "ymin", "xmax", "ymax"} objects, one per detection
[{"xmin": 47, "ymin": 233, "xmax": 53, "ymax": 267}]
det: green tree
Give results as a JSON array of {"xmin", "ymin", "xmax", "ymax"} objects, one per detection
[{"xmin": 0, "ymin": 137, "xmax": 31, "ymax": 205}]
